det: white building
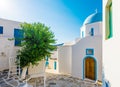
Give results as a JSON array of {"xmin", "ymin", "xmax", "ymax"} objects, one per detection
[
  {"xmin": 0, "ymin": 18, "xmax": 21, "ymax": 71},
  {"xmin": 49, "ymin": 12, "xmax": 103, "ymax": 81},
  {"xmin": 103, "ymin": 0, "xmax": 120, "ymax": 87}
]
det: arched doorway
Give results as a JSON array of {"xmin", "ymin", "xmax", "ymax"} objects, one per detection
[{"xmin": 84, "ymin": 57, "xmax": 96, "ymax": 80}]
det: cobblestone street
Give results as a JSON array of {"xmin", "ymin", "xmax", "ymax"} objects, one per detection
[{"xmin": 0, "ymin": 70, "xmax": 102, "ymax": 87}]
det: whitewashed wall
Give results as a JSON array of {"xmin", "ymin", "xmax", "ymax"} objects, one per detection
[
  {"xmin": 58, "ymin": 46, "xmax": 72, "ymax": 74},
  {"xmin": 85, "ymin": 22, "xmax": 102, "ymax": 37},
  {"xmin": 72, "ymin": 36, "xmax": 102, "ymax": 81},
  {"xmin": 80, "ymin": 26, "xmax": 86, "ymax": 38},
  {"xmin": 103, "ymin": 0, "xmax": 120, "ymax": 87},
  {"xmin": 0, "ymin": 18, "xmax": 21, "ymax": 38},
  {"xmin": 51, "ymin": 50, "xmax": 58, "ymax": 59},
  {"xmin": 80, "ymin": 22, "xmax": 102, "ymax": 38},
  {"xmin": 48, "ymin": 50, "xmax": 59, "ymax": 73},
  {"xmin": 0, "ymin": 37, "xmax": 13, "ymax": 70},
  {"xmin": 0, "ymin": 18, "xmax": 21, "ymax": 71}
]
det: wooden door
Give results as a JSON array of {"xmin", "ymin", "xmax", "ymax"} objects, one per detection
[{"xmin": 85, "ymin": 58, "xmax": 95, "ymax": 80}]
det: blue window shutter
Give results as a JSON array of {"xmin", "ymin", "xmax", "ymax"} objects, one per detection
[
  {"xmin": 0, "ymin": 26, "xmax": 3, "ymax": 34},
  {"xmin": 14, "ymin": 29, "xmax": 24, "ymax": 46}
]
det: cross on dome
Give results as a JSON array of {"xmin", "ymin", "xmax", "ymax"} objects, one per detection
[{"xmin": 95, "ymin": 9, "xmax": 98, "ymax": 13}]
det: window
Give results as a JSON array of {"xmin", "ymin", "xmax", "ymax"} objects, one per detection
[
  {"xmin": 54, "ymin": 61, "xmax": 57, "ymax": 70},
  {"xmin": 105, "ymin": 1, "xmax": 112, "ymax": 39},
  {"xmin": 91, "ymin": 28, "xmax": 94, "ymax": 36},
  {"xmin": 0, "ymin": 26, "xmax": 3, "ymax": 34},
  {"xmin": 86, "ymin": 49, "xmax": 94, "ymax": 55},
  {"xmin": 45, "ymin": 57, "xmax": 49, "ymax": 67},
  {"xmin": 82, "ymin": 31, "xmax": 84, "ymax": 38},
  {"xmin": 14, "ymin": 29, "xmax": 24, "ymax": 46}
]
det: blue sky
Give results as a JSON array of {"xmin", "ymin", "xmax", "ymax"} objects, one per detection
[{"xmin": 0, "ymin": 0, "xmax": 102, "ymax": 44}]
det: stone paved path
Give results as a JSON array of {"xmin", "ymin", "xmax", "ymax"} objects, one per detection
[
  {"xmin": 28, "ymin": 73, "xmax": 102, "ymax": 87},
  {"xmin": 0, "ymin": 70, "xmax": 102, "ymax": 87},
  {"xmin": 0, "ymin": 70, "xmax": 12, "ymax": 87}
]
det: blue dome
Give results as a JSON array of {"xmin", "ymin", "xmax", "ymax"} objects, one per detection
[{"xmin": 83, "ymin": 13, "xmax": 102, "ymax": 25}]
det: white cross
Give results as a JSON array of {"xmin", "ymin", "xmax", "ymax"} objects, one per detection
[{"xmin": 95, "ymin": 9, "xmax": 98, "ymax": 13}]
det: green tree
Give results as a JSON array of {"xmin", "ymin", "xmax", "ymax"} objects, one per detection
[{"xmin": 17, "ymin": 22, "xmax": 56, "ymax": 68}]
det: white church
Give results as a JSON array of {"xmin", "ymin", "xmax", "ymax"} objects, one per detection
[
  {"xmin": 48, "ymin": 12, "xmax": 103, "ymax": 82},
  {"xmin": 0, "ymin": 12, "xmax": 103, "ymax": 82}
]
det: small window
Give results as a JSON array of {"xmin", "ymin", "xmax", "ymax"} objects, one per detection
[
  {"xmin": 82, "ymin": 31, "xmax": 84, "ymax": 38},
  {"xmin": 14, "ymin": 29, "xmax": 24, "ymax": 46},
  {"xmin": 91, "ymin": 28, "xmax": 94, "ymax": 36},
  {"xmin": 0, "ymin": 26, "xmax": 3, "ymax": 34},
  {"xmin": 105, "ymin": 1, "xmax": 112, "ymax": 39},
  {"xmin": 54, "ymin": 61, "xmax": 57, "ymax": 70},
  {"xmin": 86, "ymin": 49, "xmax": 94, "ymax": 55}
]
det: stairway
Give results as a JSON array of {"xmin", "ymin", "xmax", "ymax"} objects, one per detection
[{"xmin": 8, "ymin": 57, "xmax": 21, "ymax": 78}]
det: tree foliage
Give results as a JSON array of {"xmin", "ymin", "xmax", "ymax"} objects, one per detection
[{"xmin": 17, "ymin": 22, "xmax": 56, "ymax": 68}]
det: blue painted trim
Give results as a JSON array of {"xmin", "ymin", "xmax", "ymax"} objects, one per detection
[
  {"xmin": 86, "ymin": 48, "xmax": 94, "ymax": 55},
  {"xmin": 82, "ymin": 56, "xmax": 98, "ymax": 81},
  {"xmin": 54, "ymin": 61, "xmax": 57, "ymax": 70}
]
